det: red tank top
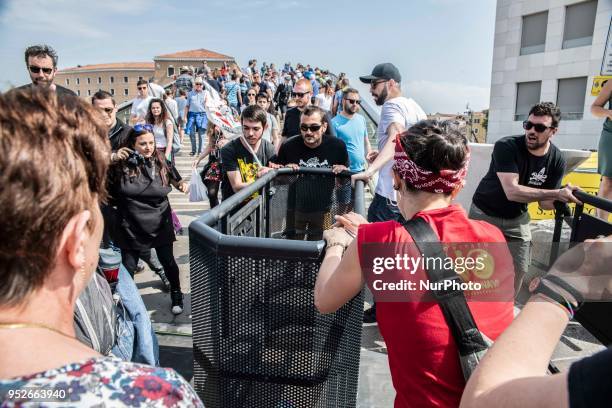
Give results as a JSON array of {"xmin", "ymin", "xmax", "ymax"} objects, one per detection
[{"xmin": 357, "ymin": 205, "xmax": 514, "ymax": 407}]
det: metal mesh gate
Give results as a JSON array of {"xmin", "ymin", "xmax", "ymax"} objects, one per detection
[{"xmin": 190, "ymin": 169, "xmax": 365, "ymax": 408}]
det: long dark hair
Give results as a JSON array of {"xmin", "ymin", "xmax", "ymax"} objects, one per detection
[
  {"xmin": 145, "ymin": 98, "xmax": 168, "ymax": 126},
  {"xmin": 111, "ymin": 127, "xmax": 171, "ymax": 186}
]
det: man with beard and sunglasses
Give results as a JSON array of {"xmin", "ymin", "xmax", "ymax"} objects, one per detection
[
  {"xmin": 14, "ymin": 44, "xmax": 76, "ymax": 97},
  {"xmin": 470, "ymin": 102, "xmax": 580, "ymax": 296}
]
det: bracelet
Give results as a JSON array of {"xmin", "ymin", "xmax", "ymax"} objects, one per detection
[
  {"xmin": 326, "ymin": 242, "xmax": 348, "ymax": 251},
  {"xmin": 530, "ymin": 278, "xmax": 577, "ymax": 318}
]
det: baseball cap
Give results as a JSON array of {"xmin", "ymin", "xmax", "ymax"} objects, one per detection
[
  {"xmin": 359, "ymin": 63, "xmax": 401, "ymax": 83},
  {"xmin": 194, "ymin": 77, "xmax": 204, "ymax": 84}
]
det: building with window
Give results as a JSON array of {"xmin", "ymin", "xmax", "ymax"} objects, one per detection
[
  {"xmin": 488, "ymin": 0, "xmax": 611, "ymax": 149},
  {"xmin": 54, "ymin": 48, "xmax": 236, "ymax": 105},
  {"xmin": 428, "ymin": 111, "xmax": 488, "ymax": 143}
]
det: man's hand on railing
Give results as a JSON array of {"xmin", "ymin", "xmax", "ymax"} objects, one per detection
[
  {"xmin": 557, "ymin": 183, "xmax": 582, "ymax": 205},
  {"xmin": 332, "ymin": 164, "xmax": 348, "ymax": 174},
  {"xmin": 257, "ymin": 166, "xmax": 273, "ymax": 177}
]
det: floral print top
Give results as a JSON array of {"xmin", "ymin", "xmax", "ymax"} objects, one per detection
[{"xmin": 0, "ymin": 356, "xmax": 203, "ymax": 407}]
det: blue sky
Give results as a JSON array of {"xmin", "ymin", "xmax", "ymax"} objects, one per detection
[{"xmin": 0, "ymin": 0, "xmax": 497, "ymax": 114}]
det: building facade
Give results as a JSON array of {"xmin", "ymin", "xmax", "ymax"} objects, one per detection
[
  {"xmin": 55, "ymin": 48, "xmax": 235, "ymax": 105},
  {"xmin": 55, "ymin": 62, "xmax": 154, "ymax": 105},
  {"xmin": 427, "ymin": 111, "xmax": 488, "ymax": 143},
  {"xmin": 488, "ymin": 0, "xmax": 611, "ymax": 149}
]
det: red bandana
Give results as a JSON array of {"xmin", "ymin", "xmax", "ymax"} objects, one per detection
[{"xmin": 392, "ymin": 135, "xmax": 470, "ymax": 194}]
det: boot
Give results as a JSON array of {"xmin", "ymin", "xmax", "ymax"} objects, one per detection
[{"xmin": 171, "ymin": 289, "xmax": 184, "ymax": 315}]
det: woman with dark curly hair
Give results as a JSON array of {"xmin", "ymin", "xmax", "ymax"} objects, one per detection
[
  {"xmin": 145, "ymin": 97, "xmax": 174, "ymax": 164},
  {"xmin": 109, "ymin": 125, "xmax": 188, "ymax": 314}
]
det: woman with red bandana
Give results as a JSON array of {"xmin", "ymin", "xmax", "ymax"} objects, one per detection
[{"xmin": 315, "ymin": 120, "xmax": 514, "ymax": 407}]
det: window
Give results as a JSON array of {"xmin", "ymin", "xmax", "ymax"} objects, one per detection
[
  {"xmin": 76, "ymin": 90, "xmax": 80, "ymax": 96},
  {"xmin": 473, "ymin": 118, "xmax": 480, "ymax": 124},
  {"xmin": 167, "ymin": 66, "xmax": 175, "ymax": 77},
  {"xmin": 76, "ymin": 78, "xmax": 80, "ymax": 85},
  {"xmin": 110, "ymin": 76, "xmax": 114, "ymax": 84},
  {"xmin": 124, "ymin": 76, "xmax": 128, "ymax": 83},
  {"xmin": 563, "ymin": 0, "xmax": 597, "ymax": 49},
  {"xmin": 515, "ymin": 81, "xmax": 542, "ymax": 121},
  {"xmin": 97, "ymin": 77, "xmax": 102, "ymax": 84},
  {"xmin": 474, "ymin": 128, "xmax": 479, "ymax": 134},
  {"xmin": 520, "ymin": 11, "xmax": 548, "ymax": 55},
  {"xmin": 557, "ymin": 77, "xmax": 587, "ymax": 120},
  {"xmin": 124, "ymin": 88, "xmax": 129, "ymax": 96},
  {"xmin": 87, "ymin": 78, "xmax": 91, "ymax": 84},
  {"xmin": 87, "ymin": 89, "xmax": 91, "ymax": 96},
  {"xmin": 110, "ymin": 88, "xmax": 115, "ymax": 96},
  {"xmin": 66, "ymin": 78, "xmax": 70, "ymax": 86}
]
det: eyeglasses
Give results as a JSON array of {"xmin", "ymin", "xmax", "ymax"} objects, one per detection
[
  {"xmin": 292, "ymin": 92, "xmax": 310, "ymax": 98},
  {"xmin": 99, "ymin": 107, "xmax": 114, "ymax": 115},
  {"xmin": 133, "ymin": 124, "xmax": 153, "ymax": 133},
  {"xmin": 522, "ymin": 120, "xmax": 554, "ymax": 133},
  {"xmin": 195, "ymin": 83, "xmax": 203, "ymax": 86},
  {"xmin": 300, "ymin": 123, "xmax": 323, "ymax": 132},
  {"xmin": 137, "ymin": 86, "xmax": 147, "ymax": 90},
  {"xmin": 345, "ymin": 99, "xmax": 360, "ymax": 105},
  {"xmin": 248, "ymin": 93, "xmax": 256, "ymax": 96},
  {"xmin": 29, "ymin": 65, "xmax": 53, "ymax": 75}
]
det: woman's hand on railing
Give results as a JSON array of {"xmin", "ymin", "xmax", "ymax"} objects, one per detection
[{"xmin": 333, "ymin": 212, "xmax": 369, "ymax": 237}]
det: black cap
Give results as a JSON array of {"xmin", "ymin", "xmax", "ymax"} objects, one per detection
[{"xmin": 359, "ymin": 63, "xmax": 401, "ymax": 83}]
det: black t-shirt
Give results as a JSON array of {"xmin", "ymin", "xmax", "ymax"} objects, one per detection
[
  {"xmin": 13, "ymin": 83, "xmax": 77, "ymax": 97},
  {"xmin": 568, "ymin": 347, "xmax": 612, "ymax": 408},
  {"xmin": 220, "ymin": 138, "xmax": 276, "ymax": 200},
  {"xmin": 472, "ymin": 135, "xmax": 566, "ymax": 218},
  {"xmin": 281, "ymin": 107, "xmax": 337, "ymax": 138},
  {"xmin": 276, "ymin": 135, "xmax": 349, "ymax": 212}
]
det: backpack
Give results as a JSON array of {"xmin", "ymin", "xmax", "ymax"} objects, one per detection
[{"xmin": 402, "ymin": 217, "xmax": 492, "ymax": 380}]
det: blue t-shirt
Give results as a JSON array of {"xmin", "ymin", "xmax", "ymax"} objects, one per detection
[
  {"xmin": 331, "ymin": 113, "xmax": 368, "ymax": 172},
  {"xmin": 224, "ymin": 81, "xmax": 240, "ymax": 105}
]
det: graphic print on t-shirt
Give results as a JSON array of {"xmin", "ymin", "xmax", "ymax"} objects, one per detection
[
  {"xmin": 528, "ymin": 167, "xmax": 547, "ymax": 186},
  {"xmin": 299, "ymin": 157, "xmax": 330, "ymax": 168}
]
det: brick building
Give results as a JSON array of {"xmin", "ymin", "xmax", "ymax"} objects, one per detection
[{"xmin": 55, "ymin": 48, "xmax": 235, "ymax": 105}]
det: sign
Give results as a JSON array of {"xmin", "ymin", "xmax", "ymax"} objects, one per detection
[
  {"xmin": 602, "ymin": 16, "xmax": 612, "ymax": 75},
  {"xmin": 591, "ymin": 76, "xmax": 612, "ymax": 96}
]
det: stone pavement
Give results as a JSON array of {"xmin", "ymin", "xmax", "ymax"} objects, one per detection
[{"xmin": 133, "ymin": 136, "xmax": 602, "ymax": 407}]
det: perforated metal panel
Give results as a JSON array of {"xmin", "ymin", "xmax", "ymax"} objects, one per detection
[{"xmin": 191, "ymin": 170, "xmax": 364, "ymax": 407}]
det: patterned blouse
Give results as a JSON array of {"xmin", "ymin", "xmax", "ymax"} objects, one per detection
[{"xmin": 0, "ymin": 356, "xmax": 203, "ymax": 407}]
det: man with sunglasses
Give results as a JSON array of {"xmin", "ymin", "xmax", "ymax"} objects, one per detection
[
  {"xmin": 129, "ymin": 79, "xmax": 153, "ymax": 125},
  {"xmin": 470, "ymin": 102, "xmax": 580, "ymax": 296},
  {"xmin": 274, "ymin": 106, "xmax": 349, "ymax": 240},
  {"xmin": 92, "ymin": 90, "xmax": 131, "ymax": 153},
  {"xmin": 14, "ymin": 44, "xmax": 75, "ymax": 97}
]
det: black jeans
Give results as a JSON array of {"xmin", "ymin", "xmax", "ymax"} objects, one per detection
[{"xmin": 122, "ymin": 244, "xmax": 181, "ymax": 291}]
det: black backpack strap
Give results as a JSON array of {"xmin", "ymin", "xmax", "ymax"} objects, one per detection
[{"xmin": 402, "ymin": 217, "xmax": 488, "ymax": 356}]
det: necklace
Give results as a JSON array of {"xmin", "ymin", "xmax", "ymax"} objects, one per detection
[{"xmin": 0, "ymin": 322, "xmax": 76, "ymax": 340}]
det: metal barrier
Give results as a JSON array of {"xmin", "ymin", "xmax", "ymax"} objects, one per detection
[
  {"xmin": 189, "ymin": 168, "xmax": 365, "ymax": 408},
  {"xmin": 551, "ymin": 190, "xmax": 612, "ymax": 345}
]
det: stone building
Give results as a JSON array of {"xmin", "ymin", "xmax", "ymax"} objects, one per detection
[
  {"xmin": 487, "ymin": 0, "xmax": 611, "ymax": 149},
  {"xmin": 55, "ymin": 48, "xmax": 235, "ymax": 105}
]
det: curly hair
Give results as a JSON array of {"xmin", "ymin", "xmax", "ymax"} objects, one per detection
[{"xmin": 528, "ymin": 102, "xmax": 561, "ymax": 128}]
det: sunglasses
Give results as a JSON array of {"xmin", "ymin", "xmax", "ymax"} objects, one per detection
[
  {"xmin": 133, "ymin": 124, "xmax": 154, "ymax": 133},
  {"xmin": 292, "ymin": 92, "xmax": 309, "ymax": 98},
  {"xmin": 248, "ymin": 93, "xmax": 256, "ymax": 96},
  {"xmin": 137, "ymin": 86, "xmax": 147, "ymax": 90},
  {"xmin": 370, "ymin": 79, "xmax": 388, "ymax": 88},
  {"xmin": 522, "ymin": 120, "xmax": 554, "ymax": 133},
  {"xmin": 99, "ymin": 107, "xmax": 114, "ymax": 114},
  {"xmin": 345, "ymin": 99, "xmax": 360, "ymax": 105},
  {"xmin": 300, "ymin": 123, "xmax": 323, "ymax": 132},
  {"xmin": 195, "ymin": 83, "xmax": 203, "ymax": 86},
  {"xmin": 29, "ymin": 65, "xmax": 53, "ymax": 75}
]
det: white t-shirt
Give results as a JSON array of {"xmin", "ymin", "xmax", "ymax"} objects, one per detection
[
  {"xmin": 315, "ymin": 94, "xmax": 333, "ymax": 111},
  {"xmin": 148, "ymin": 82, "xmax": 165, "ymax": 98},
  {"xmin": 153, "ymin": 119, "xmax": 173, "ymax": 148},
  {"xmin": 130, "ymin": 96, "xmax": 153, "ymax": 123},
  {"xmin": 164, "ymin": 98, "xmax": 179, "ymax": 121},
  {"xmin": 376, "ymin": 96, "xmax": 427, "ymax": 200},
  {"xmin": 262, "ymin": 112, "xmax": 279, "ymax": 143}
]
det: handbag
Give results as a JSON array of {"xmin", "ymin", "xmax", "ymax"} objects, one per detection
[{"xmin": 402, "ymin": 217, "xmax": 492, "ymax": 380}]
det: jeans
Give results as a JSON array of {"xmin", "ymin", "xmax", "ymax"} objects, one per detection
[
  {"xmin": 186, "ymin": 112, "xmax": 207, "ymax": 154},
  {"xmin": 122, "ymin": 244, "xmax": 181, "ymax": 292},
  {"xmin": 111, "ymin": 265, "xmax": 159, "ymax": 366},
  {"xmin": 367, "ymin": 193, "xmax": 402, "ymax": 223}
]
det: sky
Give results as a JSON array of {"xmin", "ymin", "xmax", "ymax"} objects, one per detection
[{"xmin": 0, "ymin": 0, "xmax": 497, "ymax": 114}]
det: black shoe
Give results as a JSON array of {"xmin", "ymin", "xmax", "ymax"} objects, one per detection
[
  {"xmin": 363, "ymin": 305, "xmax": 377, "ymax": 324},
  {"xmin": 155, "ymin": 269, "xmax": 170, "ymax": 292},
  {"xmin": 136, "ymin": 261, "xmax": 145, "ymax": 274},
  {"xmin": 171, "ymin": 290, "xmax": 184, "ymax": 315}
]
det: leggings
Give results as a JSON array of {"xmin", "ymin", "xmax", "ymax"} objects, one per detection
[
  {"xmin": 122, "ymin": 244, "xmax": 181, "ymax": 291},
  {"xmin": 204, "ymin": 179, "xmax": 220, "ymax": 208}
]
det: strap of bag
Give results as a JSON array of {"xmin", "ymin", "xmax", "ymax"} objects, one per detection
[{"xmin": 402, "ymin": 217, "xmax": 489, "ymax": 357}]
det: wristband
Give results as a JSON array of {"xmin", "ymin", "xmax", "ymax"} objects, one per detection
[
  {"xmin": 544, "ymin": 275, "xmax": 584, "ymax": 308},
  {"xmin": 529, "ymin": 278, "xmax": 578, "ymax": 318}
]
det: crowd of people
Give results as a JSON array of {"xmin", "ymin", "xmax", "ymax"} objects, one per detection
[{"xmin": 1, "ymin": 43, "xmax": 612, "ymax": 407}]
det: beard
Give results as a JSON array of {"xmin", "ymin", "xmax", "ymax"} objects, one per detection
[{"xmin": 374, "ymin": 86, "xmax": 388, "ymax": 106}]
